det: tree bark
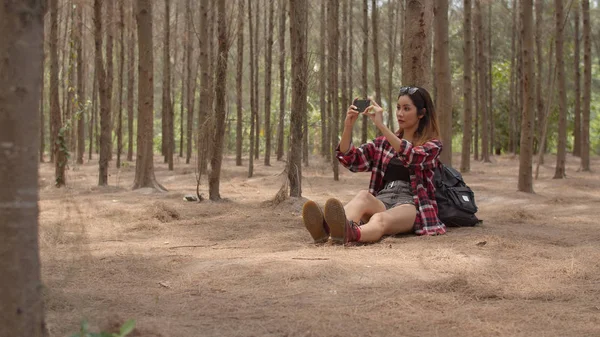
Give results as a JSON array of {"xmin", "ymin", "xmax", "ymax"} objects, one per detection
[
  {"xmin": 340, "ymin": 0, "xmax": 348, "ymax": 147},
  {"xmin": 572, "ymin": 3, "xmax": 581, "ymax": 157},
  {"xmin": 236, "ymin": 0, "xmax": 245, "ymax": 166},
  {"xmin": 508, "ymin": 0, "xmax": 517, "ymax": 154},
  {"xmin": 105, "ymin": 0, "xmax": 114, "ymax": 161},
  {"xmin": 94, "ymin": 0, "xmax": 110, "ymax": 186},
  {"xmin": 553, "ymin": 0, "xmax": 567, "ymax": 179},
  {"xmin": 329, "ymin": 0, "xmax": 340, "ymax": 181},
  {"xmin": 387, "ymin": 0, "xmax": 400, "ymax": 131},
  {"xmin": 127, "ymin": 1, "xmax": 135, "ymax": 162},
  {"xmin": 475, "ymin": 0, "xmax": 490, "ymax": 163},
  {"xmin": 254, "ymin": 0, "xmax": 261, "ymax": 161},
  {"xmin": 76, "ymin": 0, "xmax": 85, "ymax": 165},
  {"xmin": 209, "ymin": 0, "xmax": 230, "ymax": 200},
  {"xmin": 360, "ymin": 0, "xmax": 368, "ymax": 144},
  {"xmin": 40, "ymin": 25, "xmax": 46, "ymax": 163},
  {"xmin": 580, "ymin": 0, "xmax": 591, "ymax": 171},
  {"xmin": 116, "ymin": 0, "xmax": 125, "ymax": 169},
  {"xmin": 185, "ymin": 0, "xmax": 193, "ymax": 164},
  {"xmin": 434, "ymin": 0, "xmax": 452, "ymax": 166},
  {"xmin": 276, "ymin": 0, "xmax": 287, "ymax": 161},
  {"xmin": 371, "ymin": 0, "xmax": 382, "ymax": 120},
  {"xmin": 248, "ymin": 0, "xmax": 256, "ymax": 177},
  {"xmin": 518, "ymin": 0, "xmax": 535, "ymax": 193},
  {"xmin": 534, "ymin": 0, "xmax": 545, "ymax": 154},
  {"xmin": 402, "ymin": 0, "xmax": 433, "ymax": 89},
  {"xmin": 51, "ymin": 0, "xmax": 66, "ymax": 186},
  {"xmin": 162, "ymin": 0, "xmax": 173, "ymax": 170},
  {"xmin": 0, "ymin": 1, "xmax": 46, "ymax": 335},
  {"xmin": 197, "ymin": 0, "xmax": 211, "ymax": 179},
  {"xmin": 319, "ymin": 1, "xmax": 328, "ymax": 157},
  {"xmin": 461, "ymin": 0, "xmax": 473, "ymax": 172},
  {"xmin": 264, "ymin": 0, "xmax": 275, "ymax": 166},
  {"xmin": 288, "ymin": 0, "xmax": 308, "ymax": 197},
  {"xmin": 133, "ymin": 0, "xmax": 165, "ymax": 191}
]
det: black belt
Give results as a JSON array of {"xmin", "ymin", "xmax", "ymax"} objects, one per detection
[{"xmin": 384, "ymin": 180, "xmax": 409, "ymax": 189}]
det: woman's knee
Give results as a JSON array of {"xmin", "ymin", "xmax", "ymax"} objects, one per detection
[{"xmin": 353, "ymin": 190, "xmax": 372, "ymax": 203}]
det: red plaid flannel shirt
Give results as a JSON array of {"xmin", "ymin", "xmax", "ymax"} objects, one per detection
[{"xmin": 336, "ymin": 137, "xmax": 446, "ymax": 235}]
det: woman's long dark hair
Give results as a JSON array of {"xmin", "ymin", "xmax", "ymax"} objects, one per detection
[{"xmin": 396, "ymin": 86, "xmax": 440, "ymax": 146}]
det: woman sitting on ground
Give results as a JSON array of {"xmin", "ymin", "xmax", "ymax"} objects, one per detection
[{"xmin": 302, "ymin": 86, "xmax": 446, "ymax": 245}]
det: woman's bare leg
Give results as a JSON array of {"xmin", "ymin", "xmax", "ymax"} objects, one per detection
[
  {"xmin": 343, "ymin": 190, "xmax": 386, "ymax": 224},
  {"xmin": 358, "ymin": 204, "xmax": 416, "ymax": 242}
]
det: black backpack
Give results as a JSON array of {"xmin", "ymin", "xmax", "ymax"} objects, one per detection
[{"xmin": 433, "ymin": 164, "xmax": 481, "ymax": 227}]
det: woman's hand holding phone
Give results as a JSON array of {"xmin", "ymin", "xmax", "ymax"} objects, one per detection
[
  {"xmin": 344, "ymin": 102, "xmax": 361, "ymax": 128},
  {"xmin": 363, "ymin": 98, "xmax": 384, "ymax": 128}
]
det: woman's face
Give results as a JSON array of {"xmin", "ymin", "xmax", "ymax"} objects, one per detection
[{"xmin": 396, "ymin": 95, "xmax": 422, "ymax": 131}]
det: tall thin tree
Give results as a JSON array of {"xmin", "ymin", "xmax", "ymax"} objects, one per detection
[
  {"xmin": 580, "ymin": 0, "xmax": 591, "ymax": 171},
  {"xmin": 329, "ymin": 0, "xmax": 340, "ymax": 181},
  {"xmin": 475, "ymin": 0, "xmax": 490, "ymax": 163},
  {"xmin": 572, "ymin": 1, "xmax": 581, "ymax": 157},
  {"xmin": 127, "ymin": 1, "xmax": 136, "ymax": 162},
  {"xmin": 162, "ymin": 0, "xmax": 173, "ymax": 170},
  {"xmin": 133, "ymin": 0, "xmax": 165, "ymax": 191},
  {"xmin": 361, "ymin": 0, "xmax": 369, "ymax": 144},
  {"xmin": 236, "ymin": 0, "xmax": 245, "ymax": 166},
  {"xmin": 535, "ymin": 0, "xmax": 545, "ymax": 154},
  {"xmin": 288, "ymin": 0, "xmax": 308, "ymax": 197},
  {"xmin": 276, "ymin": 0, "xmax": 287, "ymax": 161},
  {"xmin": 461, "ymin": 0, "xmax": 473, "ymax": 172},
  {"xmin": 248, "ymin": 0, "xmax": 257, "ymax": 177},
  {"xmin": 51, "ymin": 0, "xmax": 66, "ymax": 186},
  {"xmin": 553, "ymin": 0, "xmax": 567, "ymax": 179},
  {"xmin": 0, "ymin": 2, "xmax": 46, "ymax": 334},
  {"xmin": 319, "ymin": 1, "xmax": 328, "ymax": 157},
  {"xmin": 264, "ymin": 0, "xmax": 275, "ymax": 166},
  {"xmin": 434, "ymin": 0, "xmax": 452, "ymax": 165},
  {"xmin": 518, "ymin": 0, "xmax": 535, "ymax": 193},
  {"xmin": 94, "ymin": 0, "xmax": 110, "ymax": 186},
  {"xmin": 76, "ymin": 0, "xmax": 85, "ymax": 165},
  {"xmin": 116, "ymin": 0, "xmax": 125, "ymax": 169},
  {"xmin": 402, "ymin": 0, "xmax": 433, "ymax": 88}
]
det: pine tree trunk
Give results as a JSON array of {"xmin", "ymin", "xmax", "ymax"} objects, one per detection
[
  {"xmin": 66, "ymin": 5, "xmax": 75, "ymax": 155},
  {"xmin": 319, "ymin": 1, "xmax": 328, "ymax": 157},
  {"xmin": 371, "ymin": 0, "xmax": 382, "ymax": 129},
  {"xmin": 347, "ymin": 0, "xmax": 354, "ymax": 117},
  {"xmin": 76, "ymin": 0, "xmax": 85, "ymax": 165},
  {"xmin": 90, "ymin": 61, "xmax": 97, "ymax": 160},
  {"xmin": 0, "ymin": 3, "xmax": 46, "ymax": 334},
  {"xmin": 288, "ymin": 0, "xmax": 308, "ymax": 197},
  {"xmin": 254, "ymin": 0, "xmax": 261, "ymax": 161},
  {"xmin": 197, "ymin": 0, "xmax": 210, "ymax": 178},
  {"xmin": 508, "ymin": 0, "xmax": 517, "ymax": 154},
  {"xmin": 387, "ymin": 0, "xmax": 400, "ymax": 131},
  {"xmin": 248, "ymin": 0, "xmax": 256, "ymax": 177},
  {"xmin": 360, "ymin": 0, "xmax": 368, "ymax": 144},
  {"xmin": 276, "ymin": 0, "xmax": 287, "ymax": 161},
  {"xmin": 133, "ymin": 0, "xmax": 165, "ymax": 191},
  {"xmin": 209, "ymin": 0, "xmax": 230, "ymax": 200},
  {"xmin": 116, "ymin": 0, "xmax": 125, "ymax": 169},
  {"xmin": 185, "ymin": 0, "xmax": 193, "ymax": 164},
  {"xmin": 95, "ymin": 0, "xmax": 110, "ymax": 186},
  {"xmin": 572, "ymin": 4, "xmax": 581, "ymax": 157},
  {"xmin": 51, "ymin": 0, "xmax": 66, "ymax": 186},
  {"xmin": 553, "ymin": 0, "xmax": 567, "ymax": 179},
  {"xmin": 127, "ymin": 2, "xmax": 135, "ymax": 162},
  {"xmin": 535, "ymin": 0, "xmax": 544, "ymax": 154},
  {"xmin": 475, "ymin": 0, "xmax": 490, "ymax": 163},
  {"xmin": 264, "ymin": 0, "xmax": 275, "ymax": 166},
  {"xmin": 488, "ymin": 3, "xmax": 494, "ymax": 155},
  {"xmin": 105, "ymin": 0, "xmax": 114, "ymax": 161},
  {"xmin": 329, "ymin": 0, "xmax": 340, "ymax": 181},
  {"xmin": 40, "ymin": 27, "xmax": 46, "ymax": 163},
  {"xmin": 434, "ymin": 0, "xmax": 452, "ymax": 166},
  {"xmin": 340, "ymin": 0, "xmax": 348, "ymax": 145},
  {"xmin": 162, "ymin": 0, "xmax": 173, "ymax": 170},
  {"xmin": 236, "ymin": 0, "xmax": 245, "ymax": 166},
  {"xmin": 461, "ymin": 0, "xmax": 473, "ymax": 172},
  {"xmin": 518, "ymin": 0, "xmax": 535, "ymax": 193},
  {"xmin": 402, "ymin": 0, "xmax": 433, "ymax": 89},
  {"xmin": 580, "ymin": 0, "xmax": 591, "ymax": 171}
]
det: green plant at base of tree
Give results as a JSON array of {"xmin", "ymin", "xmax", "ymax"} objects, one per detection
[{"xmin": 70, "ymin": 319, "xmax": 135, "ymax": 337}]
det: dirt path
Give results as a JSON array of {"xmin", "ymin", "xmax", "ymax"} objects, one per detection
[{"xmin": 39, "ymin": 154, "xmax": 600, "ymax": 337}]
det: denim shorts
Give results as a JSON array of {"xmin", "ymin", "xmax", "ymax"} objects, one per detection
[{"xmin": 376, "ymin": 180, "xmax": 415, "ymax": 210}]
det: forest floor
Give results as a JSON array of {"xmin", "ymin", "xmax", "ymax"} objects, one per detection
[{"xmin": 39, "ymin": 152, "xmax": 600, "ymax": 337}]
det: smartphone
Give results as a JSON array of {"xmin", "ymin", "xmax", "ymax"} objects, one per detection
[{"xmin": 352, "ymin": 99, "xmax": 371, "ymax": 113}]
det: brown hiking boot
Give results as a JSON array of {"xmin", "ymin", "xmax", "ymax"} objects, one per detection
[
  {"xmin": 323, "ymin": 198, "xmax": 361, "ymax": 244},
  {"xmin": 302, "ymin": 200, "xmax": 329, "ymax": 243}
]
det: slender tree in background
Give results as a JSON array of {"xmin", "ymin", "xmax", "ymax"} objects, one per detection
[
  {"xmin": 116, "ymin": 0, "xmax": 125, "ymax": 169},
  {"xmin": 461, "ymin": 0, "xmax": 473, "ymax": 173},
  {"xmin": 105, "ymin": 0, "xmax": 114, "ymax": 161},
  {"xmin": 40, "ymin": 25, "xmax": 45, "ymax": 163},
  {"xmin": 248, "ymin": 0, "xmax": 256, "ymax": 177},
  {"xmin": 340, "ymin": 0, "xmax": 348, "ymax": 142},
  {"xmin": 518, "ymin": 0, "xmax": 535, "ymax": 193},
  {"xmin": 236, "ymin": 0, "xmax": 245, "ymax": 166},
  {"xmin": 508, "ymin": 0, "xmax": 518, "ymax": 154},
  {"xmin": 319, "ymin": 1, "xmax": 328, "ymax": 157},
  {"xmin": 386, "ymin": 0, "xmax": 400, "ymax": 130},
  {"xmin": 288, "ymin": 0, "xmax": 308, "ymax": 197},
  {"xmin": 133, "ymin": 0, "xmax": 165, "ymax": 191},
  {"xmin": 371, "ymin": 0, "xmax": 382, "ymax": 113},
  {"xmin": 89, "ymin": 59, "xmax": 97, "ymax": 160},
  {"xmin": 0, "ymin": 1, "xmax": 46, "ymax": 335},
  {"xmin": 580, "ymin": 0, "xmax": 591, "ymax": 171},
  {"xmin": 276, "ymin": 0, "xmax": 287, "ymax": 161},
  {"xmin": 572, "ymin": 2, "xmax": 581, "ymax": 157},
  {"xmin": 361, "ymin": 0, "xmax": 368, "ymax": 144},
  {"xmin": 535, "ymin": 0, "xmax": 545, "ymax": 154},
  {"xmin": 474, "ymin": 27, "xmax": 479, "ymax": 161},
  {"xmin": 475, "ymin": 0, "xmax": 490, "ymax": 163},
  {"xmin": 198, "ymin": 0, "xmax": 210, "ymax": 177},
  {"xmin": 162, "ymin": 0, "xmax": 173, "ymax": 170},
  {"xmin": 185, "ymin": 0, "xmax": 194, "ymax": 164},
  {"xmin": 434, "ymin": 0, "xmax": 452, "ymax": 166},
  {"xmin": 264, "ymin": 0, "xmax": 275, "ymax": 166},
  {"xmin": 329, "ymin": 0, "xmax": 340, "ymax": 181},
  {"xmin": 209, "ymin": 0, "xmax": 231, "ymax": 200},
  {"xmin": 253, "ymin": 0, "xmax": 260, "ymax": 161},
  {"xmin": 76, "ymin": 0, "xmax": 85, "ymax": 165},
  {"xmin": 402, "ymin": 0, "xmax": 433, "ymax": 89},
  {"xmin": 127, "ymin": 2, "xmax": 136, "ymax": 162},
  {"xmin": 50, "ymin": 0, "xmax": 66, "ymax": 186},
  {"xmin": 553, "ymin": 0, "xmax": 567, "ymax": 179},
  {"xmin": 94, "ymin": 0, "xmax": 110, "ymax": 186},
  {"xmin": 347, "ymin": 0, "xmax": 354, "ymax": 116}
]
